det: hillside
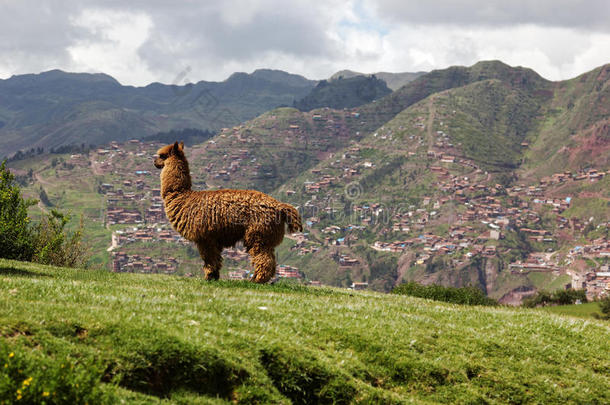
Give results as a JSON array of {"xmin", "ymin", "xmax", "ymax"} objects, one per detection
[
  {"xmin": 329, "ymin": 70, "xmax": 425, "ymax": 90},
  {"xmin": 294, "ymin": 76, "xmax": 392, "ymax": 112},
  {"xmin": 5, "ymin": 60, "xmax": 609, "ymax": 302},
  {"xmin": 522, "ymin": 63, "xmax": 610, "ymax": 179},
  {"xmin": 357, "ymin": 60, "xmax": 551, "ymax": 130},
  {"xmin": 277, "ymin": 61, "xmax": 609, "ymax": 296},
  {"xmin": 0, "ymin": 69, "xmax": 315, "ymax": 156},
  {"xmin": 1, "ymin": 259, "xmax": 608, "ymax": 403}
]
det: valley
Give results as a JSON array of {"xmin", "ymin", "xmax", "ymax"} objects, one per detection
[{"xmin": 5, "ymin": 61, "xmax": 609, "ymax": 305}]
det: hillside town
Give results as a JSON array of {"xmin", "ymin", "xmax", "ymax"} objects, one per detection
[{"xmin": 14, "ymin": 101, "xmax": 607, "ymax": 303}]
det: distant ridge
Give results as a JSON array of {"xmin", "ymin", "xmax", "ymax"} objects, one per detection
[
  {"xmin": 0, "ymin": 69, "xmax": 316, "ymax": 156},
  {"xmin": 329, "ymin": 69, "xmax": 426, "ymax": 90},
  {"xmin": 294, "ymin": 75, "xmax": 392, "ymax": 112}
]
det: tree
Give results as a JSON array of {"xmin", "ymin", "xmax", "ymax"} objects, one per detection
[
  {"xmin": 598, "ymin": 296, "xmax": 610, "ymax": 320},
  {"xmin": 0, "ymin": 161, "xmax": 37, "ymax": 260}
]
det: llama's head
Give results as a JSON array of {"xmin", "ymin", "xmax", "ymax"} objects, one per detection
[{"xmin": 154, "ymin": 141, "xmax": 185, "ymax": 169}]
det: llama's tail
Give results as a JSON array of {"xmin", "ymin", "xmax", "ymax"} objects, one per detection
[{"xmin": 280, "ymin": 204, "xmax": 303, "ymax": 233}]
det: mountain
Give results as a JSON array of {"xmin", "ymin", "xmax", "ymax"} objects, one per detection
[
  {"xmin": 7, "ymin": 60, "xmax": 609, "ymax": 301},
  {"xmin": 356, "ymin": 60, "xmax": 551, "ymax": 132},
  {"xmin": 330, "ymin": 69, "xmax": 425, "ymax": 90},
  {"xmin": 0, "ymin": 69, "xmax": 316, "ymax": 157},
  {"xmin": 294, "ymin": 75, "xmax": 392, "ymax": 112},
  {"xmin": 275, "ymin": 61, "xmax": 608, "ymax": 295},
  {"xmin": 521, "ymin": 63, "xmax": 610, "ymax": 178}
]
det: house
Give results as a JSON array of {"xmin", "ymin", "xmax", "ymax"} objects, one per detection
[{"xmin": 277, "ymin": 265, "xmax": 301, "ymax": 279}]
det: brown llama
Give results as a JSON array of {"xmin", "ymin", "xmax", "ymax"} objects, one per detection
[{"xmin": 153, "ymin": 141, "xmax": 302, "ymax": 283}]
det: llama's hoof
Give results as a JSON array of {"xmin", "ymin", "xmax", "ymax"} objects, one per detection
[
  {"xmin": 203, "ymin": 269, "xmax": 220, "ymax": 281},
  {"xmin": 250, "ymin": 275, "xmax": 270, "ymax": 284}
]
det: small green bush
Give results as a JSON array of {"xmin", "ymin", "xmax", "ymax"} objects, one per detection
[
  {"xmin": 0, "ymin": 161, "xmax": 36, "ymax": 261},
  {"xmin": 522, "ymin": 289, "xmax": 588, "ymax": 308},
  {"xmin": 596, "ymin": 295, "xmax": 610, "ymax": 320},
  {"xmin": 0, "ymin": 161, "xmax": 91, "ymax": 268},
  {"xmin": 392, "ymin": 282, "xmax": 498, "ymax": 306},
  {"xmin": 32, "ymin": 210, "xmax": 90, "ymax": 268}
]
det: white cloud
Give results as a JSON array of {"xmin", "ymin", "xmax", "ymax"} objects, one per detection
[
  {"xmin": 67, "ymin": 8, "xmax": 155, "ymax": 85},
  {"xmin": 0, "ymin": 0, "xmax": 608, "ymax": 85},
  {"xmin": 334, "ymin": 24, "xmax": 610, "ymax": 81}
]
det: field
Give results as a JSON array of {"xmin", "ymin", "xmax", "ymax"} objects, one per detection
[
  {"xmin": 1, "ymin": 259, "xmax": 608, "ymax": 404},
  {"xmin": 539, "ymin": 302, "xmax": 604, "ymax": 320}
]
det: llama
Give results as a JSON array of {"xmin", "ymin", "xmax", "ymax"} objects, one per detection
[{"xmin": 153, "ymin": 142, "xmax": 302, "ymax": 282}]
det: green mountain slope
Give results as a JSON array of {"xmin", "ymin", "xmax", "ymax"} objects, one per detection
[
  {"xmin": 523, "ymin": 63, "xmax": 610, "ymax": 179},
  {"xmin": 276, "ymin": 61, "xmax": 608, "ymax": 295},
  {"xmin": 294, "ymin": 75, "xmax": 392, "ymax": 111},
  {"xmin": 1, "ymin": 259, "xmax": 608, "ymax": 403},
  {"xmin": 0, "ymin": 69, "xmax": 315, "ymax": 156},
  {"xmin": 187, "ymin": 106, "xmax": 370, "ymax": 193},
  {"xmin": 358, "ymin": 60, "xmax": 551, "ymax": 131}
]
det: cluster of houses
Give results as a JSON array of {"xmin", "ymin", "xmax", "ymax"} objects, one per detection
[
  {"xmin": 579, "ymin": 269, "xmax": 610, "ymax": 299},
  {"xmin": 539, "ymin": 169, "xmax": 606, "ymax": 185},
  {"xmin": 106, "ymin": 208, "xmax": 142, "ymax": 225},
  {"xmin": 112, "ymin": 251, "xmax": 178, "ymax": 274},
  {"xmin": 111, "ymin": 226, "xmax": 186, "ymax": 249},
  {"xmin": 203, "ymin": 109, "xmax": 359, "ymax": 187}
]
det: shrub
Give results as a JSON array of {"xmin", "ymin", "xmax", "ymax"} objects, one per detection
[
  {"xmin": 0, "ymin": 161, "xmax": 36, "ymax": 260},
  {"xmin": 596, "ymin": 295, "xmax": 610, "ymax": 320},
  {"xmin": 32, "ymin": 210, "xmax": 90, "ymax": 268},
  {"xmin": 0, "ymin": 160, "xmax": 91, "ymax": 268},
  {"xmin": 392, "ymin": 282, "xmax": 498, "ymax": 306},
  {"xmin": 522, "ymin": 289, "xmax": 587, "ymax": 308}
]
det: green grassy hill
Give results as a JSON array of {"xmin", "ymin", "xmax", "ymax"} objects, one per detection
[{"xmin": 1, "ymin": 259, "xmax": 608, "ymax": 404}]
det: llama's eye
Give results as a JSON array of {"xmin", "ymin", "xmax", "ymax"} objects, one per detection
[{"xmin": 160, "ymin": 153, "xmax": 168, "ymax": 159}]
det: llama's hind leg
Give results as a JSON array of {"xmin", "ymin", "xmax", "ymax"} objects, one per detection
[
  {"xmin": 249, "ymin": 246, "xmax": 276, "ymax": 283},
  {"xmin": 197, "ymin": 243, "xmax": 222, "ymax": 280}
]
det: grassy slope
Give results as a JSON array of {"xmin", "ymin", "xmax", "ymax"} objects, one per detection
[
  {"xmin": 1, "ymin": 259, "xmax": 608, "ymax": 404},
  {"xmin": 539, "ymin": 302, "xmax": 605, "ymax": 320}
]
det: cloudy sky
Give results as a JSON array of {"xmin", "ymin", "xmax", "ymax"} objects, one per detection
[{"xmin": 1, "ymin": 0, "xmax": 609, "ymax": 86}]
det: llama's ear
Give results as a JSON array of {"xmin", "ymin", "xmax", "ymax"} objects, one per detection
[
  {"xmin": 179, "ymin": 141, "xmax": 184, "ymax": 151},
  {"xmin": 172, "ymin": 141, "xmax": 180, "ymax": 155}
]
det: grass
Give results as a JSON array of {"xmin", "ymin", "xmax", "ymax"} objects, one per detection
[
  {"xmin": 539, "ymin": 302, "xmax": 604, "ymax": 320},
  {"xmin": 1, "ymin": 258, "xmax": 609, "ymax": 404}
]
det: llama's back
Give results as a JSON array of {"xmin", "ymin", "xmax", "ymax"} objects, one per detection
[{"xmin": 195, "ymin": 189, "xmax": 301, "ymax": 232}]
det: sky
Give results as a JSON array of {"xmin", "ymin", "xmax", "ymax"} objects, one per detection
[{"xmin": 1, "ymin": 0, "xmax": 609, "ymax": 86}]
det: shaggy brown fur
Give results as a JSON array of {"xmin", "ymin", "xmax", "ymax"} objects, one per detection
[{"xmin": 154, "ymin": 141, "xmax": 302, "ymax": 283}]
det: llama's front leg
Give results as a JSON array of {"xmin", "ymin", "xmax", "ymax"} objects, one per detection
[
  {"xmin": 197, "ymin": 243, "xmax": 222, "ymax": 280},
  {"xmin": 249, "ymin": 246, "xmax": 276, "ymax": 283}
]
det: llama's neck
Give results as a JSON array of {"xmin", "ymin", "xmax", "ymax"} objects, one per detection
[{"xmin": 161, "ymin": 158, "xmax": 192, "ymax": 200}]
